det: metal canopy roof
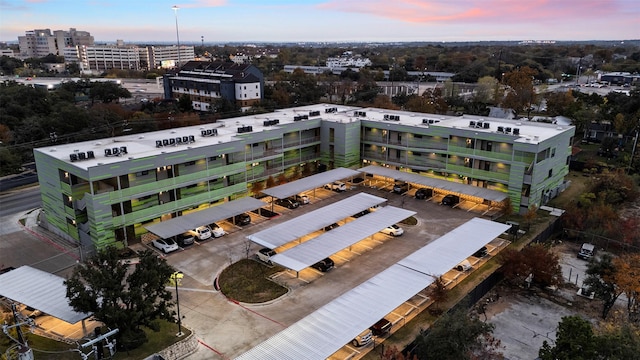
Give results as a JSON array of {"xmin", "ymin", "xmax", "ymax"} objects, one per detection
[
  {"xmin": 144, "ymin": 197, "xmax": 266, "ymax": 239},
  {"xmin": 271, "ymin": 206, "xmax": 416, "ymax": 272},
  {"xmin": 261, "ymin": 167, "xmax": 361, "ymax": 199},
  {"xmin": 398, "ymin": 218, "xmax": 511, "ymax": 276},
  {"xmin": 358, "ymin": 165, "xmax": 508, "ymax": 202},
  {"xmin": 0, "ymin": 266, "xmax": 91, "ymax": 324},
  {"xmin": 236, "ymin": 218, "xmax": 508, "ymax": 360},
  {"xmin": 246, "ymin": 193, "xmax": 387, "ymax": 249}
]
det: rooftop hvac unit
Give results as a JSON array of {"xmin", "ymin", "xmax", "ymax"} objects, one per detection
[
  {"xmin": 325, "ymin": 107, "xmax": 337, "ymax": 113},
  {"xmin": 176, "ymin": 137, "xmax": 183, "ymax": 144},
  {"xmin": 156, "ymin": 140, "xmax": 163, "ymax": 147},
  {"xmin": 383, "ymin": 114, "xmax": 390, "ymax": 120},
  {"xmin": 422, "ymin": 119, "xmax": 430, "ymax": 124},
  {"xmin": 505, "ymin": 127, "xmax": 512, "ymax": 133},
  {"xmin": 513, "ymin": 128, "xmax": 520, "ymax": 135},
  {"xmin": 162, "ymin": 139, "xmax": 169, "ymax": 146},
  {"xmin": 104, "ymin": 148, "xmax": 112, "ymax": 156},
  {"xmin": 87, "ymin": 151, "xmax": 95, "ymax": 159},
  {"xmin": 169, "ymin": 138, "xmax": 176, "ymax": 145},
  {"xmin": 469, "ymin": 121, "xmax": 476, "ymax": 127},
  {"xmin": 497, "ymin": 126, "xmax": 504, "ymax": 133},
  {"xmin": 78, "ymin": 152, "xmax": 87, "ymax": 160},
  {"xmin": 309, "ymin": 110, "xmax": 320, "ymax": 117},
  {"xmin": 483, "ymin": 122, "xmax": 490, "ymax": 129},
  {"xmin": 70, "ymin": 153, "xmax": 79, "ymax": 162},
  {"xmin": 189, "ymin": 135, "xmax": 195, "ymax": 142}
]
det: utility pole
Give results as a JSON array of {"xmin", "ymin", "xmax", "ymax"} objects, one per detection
[{"xmin": 172, "ymin": 5, "xmax": 181, "ymax": 68}]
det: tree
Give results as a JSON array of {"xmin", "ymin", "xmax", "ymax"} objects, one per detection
[
  {"xmin": 65, "ymin": 248, "xmax": 176, "ymax": 350},
  {"xmin": 414, "ymin": 306, "xmax": 502, "ymax": 360},
  {"xmin": 427, "ymin": 275, "xmax": 448, "ymax": 314},
  {"xmin": 538, "ymin": 315, "xmax": 597, "ymax": 360},
  {"xmin": 501, "ymin": 66, "xmax": 537, "ymax": 117},
  {"xmin": 611, "ymin": 254, "xmax": 640, "ymax": 322},
  {"xmin": 177, "ymin": 94, "xmax": 192, "ymax": 113},
  {"xmin": 89, "ymin": 81, "xmax": 131, "ymax": 104},
  {"xmin": 583, "ymin": 253, "xmax": 623, "ymax": 319},
  {"xmin": 499, "ymin": 243, "xmax": 562, "ymax": 288},
  {"xmin": 474, "ymin": 76, "xmax": 498, "ymax": 104}
]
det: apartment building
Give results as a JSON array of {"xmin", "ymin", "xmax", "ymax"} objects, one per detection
[
  {"xmin": 33, "ymin": 104, "xmax": 574, "ymax": 252},
  {"xmin": 19, "ymin": 28, "xmax": 94, "ymax": 58},
  {"xmin": 163, "ymin": 61, "xmax": 264, "ymax": 112}
]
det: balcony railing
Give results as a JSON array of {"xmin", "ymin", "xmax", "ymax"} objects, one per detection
[
  {"xmin": 448, "ymin": 145, "xmax": 514, "ymax": 162},
  {"xmin": 446, "ymin": 164, "xmax": 511, "ymax": 182}
]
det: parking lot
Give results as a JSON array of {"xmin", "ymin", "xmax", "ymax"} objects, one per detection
[
  {"xmin": 145, "ymin": 181, "xmax": 507, "ymax": 359},
  {"xmin": 1, "ymin": 179, "xmax": 510, "ymax": 359}
]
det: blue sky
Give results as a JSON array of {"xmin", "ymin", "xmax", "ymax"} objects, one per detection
[{"xmin": 1, "ymin": 0, "xmax": 639, "ymax": 43}]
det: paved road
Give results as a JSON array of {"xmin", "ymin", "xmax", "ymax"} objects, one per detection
[{"xmin": 0, "ymin": 186, "xmax": 41, "ymax": 218}]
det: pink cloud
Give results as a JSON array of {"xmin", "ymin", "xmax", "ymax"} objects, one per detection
[
  {"xmin": 174, "ymin": 0, "xmax": 226, "ymax": 9},
  {"xmin": 317, "ymin": 0, "xmax": 629, "ymax": 24}
]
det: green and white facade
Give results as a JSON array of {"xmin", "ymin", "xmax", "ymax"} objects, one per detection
[{"xmin": 34, "ymin": 104, "xmax": 574, "ymax": 251}]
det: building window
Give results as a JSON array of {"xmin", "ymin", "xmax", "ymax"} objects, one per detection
[
  {"xmin": 244, "ymin": 94, "xmax": 247, "ymax": 98},
  {"xmin": 551, "ymin": 148, "xmax": 556, "ymax": 157},
  {"xmin": 548, "ymin": 169, "xmax": 553, "ymax": 178}
]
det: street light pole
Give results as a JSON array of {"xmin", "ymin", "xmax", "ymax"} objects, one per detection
[
  {"xmin": 172, "ymin": 271, "xmax": 184, "ymax": 337},
  {"xmin": 172, "ymin": 5, "xmax": 181, "ymax": 68}
]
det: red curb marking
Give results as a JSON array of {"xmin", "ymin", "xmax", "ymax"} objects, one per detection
[
  {"xmin": 197, "ymin": 338, "xmax": 229, "ymax": 359},
  {"xmin": 227, "ymin": 298, "xmax": 286, "ymax": 328},
  {"xmin": 20, "ymin": 222, "xmax": 80, "ymax": 261}
]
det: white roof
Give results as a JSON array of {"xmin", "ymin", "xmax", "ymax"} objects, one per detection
[
  {"xmin": 261, "ymin": 168, "xmax": 361, "ymax": 199},
  {"xmin": 236, "ymin": 218, "xmax": 510, "ymax": 360},
  {"xmin": 246, "ymin": 192, "xmax": 387, "ymax": 249},
  {"xmin": 0, "ymin": 266, "xmax": 91, "ymax": 324},
  {"xmin": 359, "ymin": 165, "xmax": 508, "ymax": 202},
  {"xmin": 145, "ymin": 197, "xmax": 266, "ymax": 238},
  {"xmin": 271, "ymin": 206, "xmax": 416, "ymax": 272}
]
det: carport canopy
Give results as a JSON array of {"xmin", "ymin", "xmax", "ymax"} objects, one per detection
[
  {"xmin": 271, "ymin": 206, "xmax": 415, "ymax": 272},
  {"xmin": 246, "ymin": 192, "xmax": 387, "ymax": 249},
  {"xmin": 236, "ymin": 218, "xmax": 511, "ymax": 360},
  {"xmin": 359, "ymin": 165, "xmax": 508, "ymax": 202},
  {"xmin": 261, "ymin": 167, "xmax": 361, "ymax": 199},
  {"xmin": 144, "ymin": 197, "xmax": 266, "ymax": 239},
  {"xmin": 0, "ymin": 266, "xmax": 91, "ymax": 324}
]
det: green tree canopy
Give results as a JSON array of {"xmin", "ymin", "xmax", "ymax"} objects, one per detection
[{"xmin": 65, "ymin": 248, "xmax": 176, "ymax": 350}]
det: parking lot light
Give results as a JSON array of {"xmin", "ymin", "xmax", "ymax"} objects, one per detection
[{"xmin": 171, "ymin": 271, "xmax": 184, "ymax": 337}]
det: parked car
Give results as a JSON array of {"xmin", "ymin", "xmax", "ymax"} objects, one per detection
[
  {"xmin": 311, "ymin": 257, "xmax": 335, "ymax": 272},
  {"xmin": 257, "ymin": 247, "xmax": 276, "ymax": 265},
  {"xmin": 380, "ymin": 224, "xmax": 404, "ymax": 237},
  {"xmin": 227, "ymin": 213, "xmax": 251, "ymax": 226},
  {"xmin": 473, "ymin": 246, "xmax": 488, "ymax": 258},
  {"xmin": 293, "ymin": 194, "xmax": 309, "ymax": 205},
  {"xmin": 324, "ymin": 223, "xmax": 340, "ymax": 231},
  {"xmin": 369, "ymin": 318, "xmax": 392, "ymax": 336},
  {"xmin": 324, "ymin": 181, "xmax": 347, "ymax": 192},
  {"xmin": 415, "ymin": 188, "xmax": 433, "ymax": 199},
  {"xmin": 193, "ymin": 225, "xmax": 212, "ymax": 240},
  {"xmin": 455, "ymin": 259, "xmax": 473, "ymax": 272},
  {"xmin": 393, "ymin": 181, "xmax": 409, "ymax": 194},
  {"xmin": 208, "ymin": 223, "xmax": 227, "ymax": 238},
  {"xmin": 275, "ymin": 197, "xmax": 300, "ymax": 209},
  {"xmin": 352, "ymin": 329, "xmax": 373, "ymax": 347},
  {"xmin": 441, "ymin": 194, "xmax": 460, "ymax": 206},
  {"xmin": 578, "ymin": 243, "xmax": 595, "ymax": 260},
  {"xmin": 352, "ymin": 209, "xmax": 370, "ymax": 218},
  {"xmin": 177, "ymin": 233, "xmax": 195, "ymax": 247},
  {"xmin": 152, "ymin": 238, "xmax": 179, "ymax": 253}
]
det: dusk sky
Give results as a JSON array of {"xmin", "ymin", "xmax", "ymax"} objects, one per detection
[{"xmin": 1, "ymin": 0, "xmax": 639, "ymax": 43}]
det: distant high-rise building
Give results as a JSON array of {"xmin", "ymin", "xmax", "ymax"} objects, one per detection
[{"xmin": 18, "ymin": 28, "xmax": 94, "ymax": 58}]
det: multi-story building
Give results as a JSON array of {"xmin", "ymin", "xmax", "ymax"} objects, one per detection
[
  {"xmin": 141, "ymin": 45, "xmax": 196, "ymax": 69},
  {"xmin": 34, "ymin": 104, "xmax": 574, "ymax": 252},
  {"xmin": 163, "ymin": 61, "xmax": 264, "ymax": 112},
  {"xmin": 18, "ymin": 28, "xmax": 93, "ymax": 58},
  {"xmin": 64, "ymin": 44, "xmax": 141, "ymax": 72}
]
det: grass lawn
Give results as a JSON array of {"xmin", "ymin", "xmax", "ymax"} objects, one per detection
[
  {"xmin": 217, "ymin": 259, "xmax": 288, "ymax": 303},
  {"xmin": 113, "ymin": 320, "xmax": 192, "ymax": 360}
]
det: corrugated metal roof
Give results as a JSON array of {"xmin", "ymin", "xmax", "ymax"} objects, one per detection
[
  {"xmin": 271, "ymin": 206, "xmax": 416, "ymax": 272},
  {"xmin": 236, "ymin": 264, "xmax": 430, "ymax": 360},
  {"xmin": 236, "ymin": 218, "xmax": 509, "ymax": 360},
  {"xmin": 144, "ymin": 197, "xmax": 266, "ymax": 239},
  {"xmin": 261, "ymin": 167, "xmax": 361, "ymax": 199},
  {"xmin": 246, "ymin": 193, "xmax": 387, "ymax": 249},
  {"xmin": 398, "ymin": 218, "xmax": 511, "ymax": 276},
  {"xmin": 358, "ymin": 165, "xmax": 508, "ymax": 202},
  {"xmin": 0, "ymin": 266, "xmax": 91, "ymax": 324}
]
